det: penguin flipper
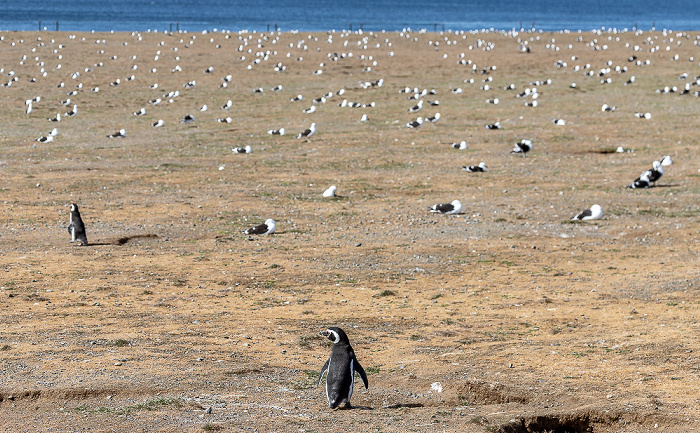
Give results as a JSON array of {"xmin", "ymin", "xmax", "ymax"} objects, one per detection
[
  {"xmin": 68, "ymin": 222, "xmax": 73, "ymax": 234},
  {"xmin": 317, "ymin": 358, "xmax": 330, "ymax": 386},
  {"xmin": 354, "ymin": 358, "xmax": 369, "ymax": 389}
]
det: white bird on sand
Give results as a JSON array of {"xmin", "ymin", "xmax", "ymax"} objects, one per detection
[
  {"xmin": 511, "ymin": 139, "xmax": 533, "ymax": 155},
  {"xmin": 48, "ymin": 113, "xmax": 61, "ymax": 122},
  {"xmin": 151, "ymin": 119, "xmax": 164, "ymax": 127},
  {"xmin": 360, "ymin": 114, "xmax": 369, "ymax": 122},
  {"xmin": 571, "ymin": 204, "xmax": 603, "ymax": 221},
  {"xmin": 429, "ymin": 199, "xmax": 462, "ymax": 215},
  {"xmin": 268, "ymin": 128, "xmax": 285, "ymax": 135},
  {"xmin": 451, "ymin": 141, "xmax": 468, "ymax": 150},
  {"xmin": 133, "ymin": 107, "xmax": 146, "ymax": 116},
  {"xmin": 426, "ymin": 113, "xmax": 441, "ymax": 123},
  {"xmin": 107, "ymin": 128, "xmax": 126, "ymax": 138},
  {"xmin": 406, "ymin": 117, "xmax": 423, "ymax": 128},
  {"xmin": 244, "ymin": 218, "xmax": 276, "ymax": 235},
  {"xmin": 303, "ymin": 105, "xmax": 317, "ymax": 114},
  {"xmin": 65, "ymin": 105, "xmax": 78, "ymax": 117},
  {"xmin": 232, "ymin": 145, "xmax": 252, "ymax": 154},
  {"xmin": 660, "ymin": 155, "xmax": 673, "ymax": 166},
  {"xmin": 199, "ymin": 104, "xmax": 208, "ymax": 112},
  {"xmin": 463, "ymin": 162, "xmax": 487, "ymax": 172},
  {"xmin": 296, "ymin": 123, "xmax": 316, "ymax": 139},
  {"xmin": 323, "ymin": 185, "xmax": 337, "ymax": 198}
]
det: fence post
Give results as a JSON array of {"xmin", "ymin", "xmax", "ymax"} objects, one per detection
[
  {"xmin": 177, "ymin": 21, "xmax": 179, "ymax": 32},
  {"xmin": 56, "ymin": 20, "xmax": 59, "ymax": 31}
]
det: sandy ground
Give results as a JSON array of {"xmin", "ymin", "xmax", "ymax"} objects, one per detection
[{"xmin": 0, "ymin": 27, "xmax": 699, "ymax": 432}]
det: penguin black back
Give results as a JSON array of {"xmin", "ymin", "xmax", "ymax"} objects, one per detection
[
  {"xmin": 68, "ymin": 203, "xmax": 88, "ymax": 246},
  {"xmin": 317, "ymin": 327, "xmax": 368, "ymax": 409}
]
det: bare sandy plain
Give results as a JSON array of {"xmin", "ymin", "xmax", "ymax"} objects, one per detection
[{"xmin": 0, "ymin": 27, "xmax": 699, "ymax": 432}]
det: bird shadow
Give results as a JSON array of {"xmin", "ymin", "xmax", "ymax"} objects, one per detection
[{"xmin": 77, "ymin": 234, "xmax": 159, "ymax": 247}]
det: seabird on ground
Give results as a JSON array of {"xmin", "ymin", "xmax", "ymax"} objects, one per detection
[
  {"xmin": 463, "ymin": 162, "xmax": 487, "ymax": 172},
  {"xmin": 451, "ymin": 88, "xmax": 463, "ymax": 94},
  {"xmin": 221, "ymin": 99, "xmax": 233, "ymax": 110},
  {"xmin": 429, "ymin": 200, "xmax": 462, "ymax": 215},
  {"xmin": 408, "ymin": 100, "xmax": 423, "ymax": 113},
  {"xmin": 571, "ymin": 204, "xmax": 603, "ymax": 221},
  {"xmin": 180, "ymin": 114, "xmax": 195, "ymax": 124},
  {"xmin": 107, "ymin": 128, "xmax": 126, "ymax": 138},
  {"xmin": 65, "ymin": 105, "xmax": 78, "ymax": 117},
  {"xmin": 451, "ymin": 141, "xmax": 468, "ymax": 150},
  {"xmin": 199, "ymin": 104, "xmax": 208, "ymax": 111},
  {"xmin": 36, "ymin": 134, "xmax": 53, "ymax": 143},
  {"xmin": 484, "ymin": 121, "xmax": 501, "ymax": 130},
  {"xmin": 553, "ymin": 118, "xmax": 566, "ymax": 125},
  {"xmin": 151, "ymin": 119, "xmax": 164, "ymax": 127},
  {"xmin": 425, "ymin": 113, "xmax": 441, "ymax": 123},
  {"xmin": 428, "ymin": 100, "xmax": 440, "ymax": 106},
  {"xmin": 48, "ymin": 113, "xmax": 61, "ymax": 122},
  {"xmin": 296, "ymin": 123, "xmax": 316, "ymax": 139},
  {"xmin": 360, "ymin": 114, "xmax": 369, "ymax": 122},
  {"xmin": 634, "ymin": 112, "xmax": 652, "ymax": 119},
  {"xmin": 601, "ymin": 104, "xmax": 617, "ymax": 112},
  {"xmin": 303, "ymin": 105, "xmax": 317, "ymax": 114},
  {"xmin": 271, "ymin": 84, "xmax": 283, "ymax": 91},
  {"xmin": 511, "ymin": 139, "xmax": 533, "ymax": 155},
  {"xmin": 627, "ymin": 172, "xmax": 651, "ymax": 189},
  {"xmin": 217, "ymin": 117, "xmax": 233, "ymax": 123},
  {"xmin": 232, "ymin": 145, "xmax": 252, "ymax": 154},
  {"xmin": 291, "ymin": 94, "xmax": 303, "ymax": 102},
  {"xmin": 244, "ymin": 218, "xmax": 276, "ymax": 235},
  {"xmin": 323, "ymin": 185, "xmax": 337, "ymax": 198},
  {"xmin": 133, "ymin": 107, "xmax": 146, "ymax": 116},
  {"xmin": 405, "ymin": 117, "xmax": 423, "ymax": 128},
  {"xmin": 268, "ymin": 128, "xmax": 285, "ymax": 135},
  {"xmin": 645, "ymin": 161, "xmax": 664, "ymax": 186},
  {"xmin": 660, "ymin": 155, "xmax": 673, "ymax": 166}
]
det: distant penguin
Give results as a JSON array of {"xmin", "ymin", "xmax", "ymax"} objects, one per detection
[
  {"xmin": 68, "ymin": 203, "xmax": 88, "ymax": 246},
  {"xmin": 317, "ymin": 327, "xmax": 369, "ymax": 409}
]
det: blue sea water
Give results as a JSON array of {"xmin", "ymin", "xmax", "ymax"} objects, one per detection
[{"xmin": 0, "ymin": 0, "xmax": 697, "ymax": 33}]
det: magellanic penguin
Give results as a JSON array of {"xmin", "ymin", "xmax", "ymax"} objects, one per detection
[
  {"xmin": 317, "ymin": 327, "xmax": 369, "ymax": 409},
  {"xmin": 68, "ymin": 203, "xmax": 88, "ymax": 246}
]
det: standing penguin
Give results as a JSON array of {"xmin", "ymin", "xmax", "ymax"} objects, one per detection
[
  {"xmin": 67, "ymin": 203, "xmax": 88, "ymax": 246},
  {"xmin": 317, "ymin": 327, "xmax": 368, "ymax": 409}
]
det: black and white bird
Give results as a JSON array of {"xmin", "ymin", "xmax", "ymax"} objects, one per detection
[
  {"xmin": 484, "ymin": 121, "xmax": 501, "ymax": 130},
  {"xmin": 151, "ymin": 119, "xmax": 164, "ymax": 127},
  {"xmin": 463, "ymin": 162, "xmax": 487, "ymax": 172},
  {"xmin": 180, "ymin": 114, "xmax": 195, "ymax": 124},
  {"xmin": 221, "ymin": 99, "xmax": 233, "ymax": 110},
  {"xmin": 303, "ymin": 105, "xmax": 317, "ymax": 114},
  {"xmin": 511, "ymin": 139, "xmax": 532, "ymax": 155},
  {"xmin": 408, "ymin": 100, "xmax": 423, "ymax": 113},
  {"xmin": 65, "ymin": 105, "xmax": 78, "ymax": 117},
  {"xmin": 133, "ymin": 107, "xmax": 146, "ymax": 116},
  {"xmin": 553, "ymin": 118, "xmax": 566, "ymax": 125},
  {"xmin": 571, "ymin": 204, "xmax": 603, "ymax": 221},
  {"xmin": 268, "ymin": 128, "xmax": 285, "ymax": 135},
  {"xmin": 107, "ymin": 128, "xmax": 126, "ymax": 138},
  {"xmin": 48, "ymin": 113, "xmax": 61, "ymax": 122},
  {"xmin": 68, "ymin": 203, "xmax": 88, "ymax": 246},
  {"xmin": 451, "ymin": 141, "xmax": 468, "ymax": 150},
  {"xmin": 644, "ymin": 160, "xmax": 665, "ymax": 186},
  {"xmin": 627, "ymin": 171, "xmax": 651, "ymax": 189},
  {"xmin": 425, "ymin": 113, "xmax": 441, "ymax": 123},
  {"xmin": 323, "ymin": 185, "xmax": 337, "ymax": 198},
  {"xmin": 317, "ymin": 327, "xmax": 369, "ymax": 409},
  {"xmin": 429, "ymin": 199, "xmax": 462, "ymax": 215},
  {"xmin": 36, "ymin": 134, "xmax": 54, "ymax": 143},
  {"xmin": 296, "ymin": 123, "xmax": 316, "ymax": 140},
  {"xmin": 660, "ymin": 155, "xmax": 673, "ymax": 167},
  {"xmin": 232, "ymin": 145, "xmax": 252, "ymax": 154},
  {"xmin": 601, "ymin": 104, "xmax": 617, "ymax": 112},
  {"xmin": 405, "ymin": 117, "xmax": 423, "ymax": 128},
  {"xmin": 244, "ymin": 218, "xmax": 276, "ymax": 235},
  {"xmin": 217, "ymin": 117, "xmax": 233, "ymax": 123}
]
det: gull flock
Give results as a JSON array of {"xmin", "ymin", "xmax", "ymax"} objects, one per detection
[{"xmin": 3, "ymin": 26, "xmax": 696, "ymax": 236}]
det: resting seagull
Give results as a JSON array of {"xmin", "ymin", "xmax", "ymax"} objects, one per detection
[
  {"xmin": 429, "ymin": 200, "xmax": 462, "ymax": 215},
  {"xmin": 151, "ymin": 119, "xmax": 164, "ymax": 127},
  {"xmin": 426, "ymin": 113, "xmax": 441, "ymax": 123},
  {"xmin": 180, "ymin": 114, "xmax": 195, "ymax": 124},
  {"xmin": 484, "ymin": 121, "xmax": 501, "ymax": 130},
  {"xmin": 408, "ymin": 100, "xmax": 423, "ymax": 113},
  {"xmin": 323, "ymin": 185, "xmax": 337, "ymax": 198},
  {"xmin": 511, "ymin": 139, "xmax": 532, "ymax": 155},
  {"xmin": 296, "ymin": 123, "xmax": 316, "ymax": 140},
  {"xmin": 406, "ymin": 117, "xmax": 423, "ymax": 128},
  {"xmin": 463, "ymin": 162, "xmax": 487, "ymax": 172},
  {"xmin": 232, "ymin": 145, "xmax": 252, "ymax": 154},
  {"xmin": 244, "ymin": 218, "xmax": 276, "ymax": 235},
  {"xmin": 571, "ymin": 204, "xmax": 603, "ymax": 221},
  {"xmin": 107, "ymin": 128, "xmax": 126, "ymax": 138},
  {"xmin": 451, "ymin": 141, "xmax": 468, "ymax": 150},
  {"xmin": 268, "ymin": 128, "xmax": 285, "ymax": 135}
]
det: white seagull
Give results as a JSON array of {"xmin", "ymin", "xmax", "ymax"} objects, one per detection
[
  {"xmin": 571, "ymin": 204, "xmax": 603, "ymax": 221},
  {"xmin": 429, "ymin": 200, "xmax": 462, "ymax": 215},
  {"xmin": 107, "ymin": 128, "xmax": 126, "ymax": 138},
  {"xmin": 296, "ymin": 123, "xmax": 316, "ymax": 140},
  {"xmin": 511, "ymin": 139, "xmax": 533, "ymax": 155},
  {"xmin": 323, "ymin": 185, "xmax": 337, "ymax": 198},
  {"xmin": 232, "ymin": 145, "xmax": 252, "ymax": 154},
  {"xmin": 244, "ymin": 218, "xmax": 276, "ymax": 235},
  {"xmin": 451, "ymin": 141, "xmax": 468, "ymax": 150},
  {"xmin": 463, "ymin": 162, "xmax": 487, "ymax": 172},
  {"xmin": 151, "ymin": 119, "xmax": 164, "ymax": 127}
]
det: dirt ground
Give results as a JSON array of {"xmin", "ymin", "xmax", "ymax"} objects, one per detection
[{"xmin": 0, "ymin": 27, "xmax": 699, "ymax": 432}]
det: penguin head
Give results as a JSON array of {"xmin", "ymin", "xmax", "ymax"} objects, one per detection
[
  {"xmin": 320, "ymin": 327, "xmax": 349, "ymax": 345},
  {"xmin": 70, "ymin": 203, "xmax": 79, "ymax": 213}
]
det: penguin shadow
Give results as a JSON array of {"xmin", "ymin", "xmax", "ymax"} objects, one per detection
[{"xmin": 86, "ymin": 234, "xmax": 159, "ymax": 246}]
